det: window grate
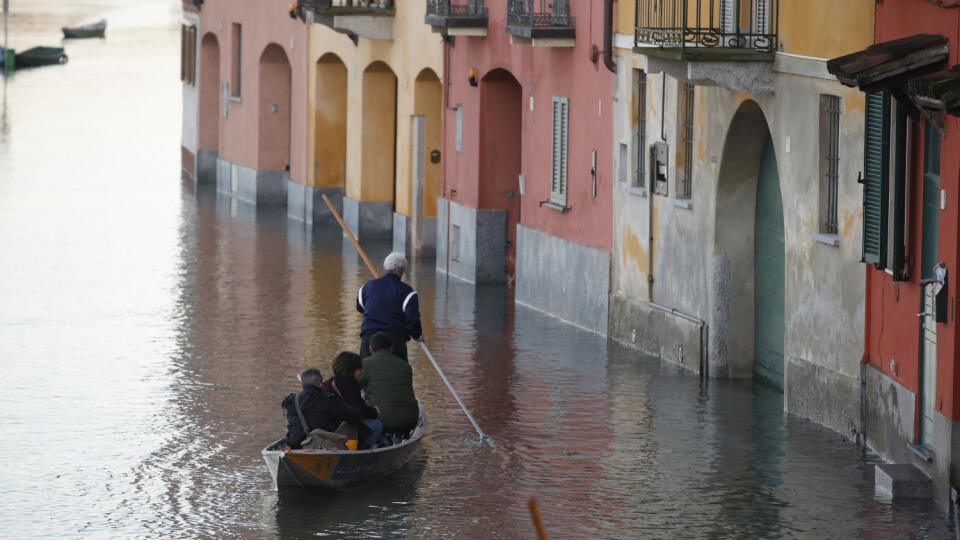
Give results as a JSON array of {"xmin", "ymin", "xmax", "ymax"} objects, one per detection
[
  {"xmin": 550, "ymin": 96, "xmax": 570, "ymax": 207},
  {"xmin": 820, "ymin": 95, "xmax": 841, "ymax": 235},
  {"xmin": 636, "ymin": 70, "xmax": 647, "ymax": 187},
  {"xmin": 678, "ymin": 83, "xmax": 694, "ymax": 199}
]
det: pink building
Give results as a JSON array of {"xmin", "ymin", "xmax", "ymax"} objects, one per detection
[
  {"xmin": 429, "ymin": 0, "xmax": 615, "ymax": 334},
  {"xmin": 181, "ymin": 0, "xmax": 308, "ymax": 206}
]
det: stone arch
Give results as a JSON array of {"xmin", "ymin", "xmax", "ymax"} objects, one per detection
[
  {"xmin": 314, "ymin": 52, "xmax": 347, "ymax": 189},
  {"xmin": 709, "ymin": 99, "xmax": 783, "ymax": 385},
  {"xmin": 198, "ymin": 32, "xmax": 220, "ymax": 152},
  {"xmin": 479, "ymin": 67, "xmax": 523, "ymax": 278},
  {"xmin": 359, "ymin": 60, "xmax": 397, "ymax": 205},
  {"xmin": 258, "ymin": 43, "xmax": 291, "ymax": 172}
]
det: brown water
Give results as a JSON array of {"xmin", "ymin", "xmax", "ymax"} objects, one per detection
[{"xmin": 0, "ymin": 1, "xmax": 955, "ymax": 538}]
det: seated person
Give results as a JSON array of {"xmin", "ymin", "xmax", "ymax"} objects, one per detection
[
  {"xmin": 359, "ymin": 331, "xmax": 419, "ymax": 438},
  {"xmin": 322, "ymin": 351, "xmax": 383, "ymax": 449},
  {"xmin": 282, "ymin": 368, "xmax": 378, "ymax": 449}
]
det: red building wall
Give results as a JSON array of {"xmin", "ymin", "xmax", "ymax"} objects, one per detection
[
  {"xmin": 441, "ymin": 1, "xmax": 615, "ymax": 253},
  {"xmin": 866, "ymin": 0, "xmax": 960, "ymax": 423}
]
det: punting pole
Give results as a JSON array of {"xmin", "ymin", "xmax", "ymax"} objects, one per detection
[
  {"xmin": 527, "ymin": 497, "xmax": 549, "ymax": 540},
  {"xmin": 321, "ymin": 194, "xmax": 491, "ymax": 445}
]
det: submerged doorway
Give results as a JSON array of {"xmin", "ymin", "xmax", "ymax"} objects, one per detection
[
  {"xmin": 919, "ymin": 120, "xmax": 941, "ymax": 448},
  {"xmin": 753, "ymin": 133, "xmax": 785, "ymax": 390}
]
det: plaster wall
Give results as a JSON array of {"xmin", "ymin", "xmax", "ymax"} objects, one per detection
[
  {"xmin": 610, "ymin": 49, "xmax": 866, "ymax": 435},
  {"xmin": 305, "ymin": 0, "xmax": 443, "ymax": 220},
  {"xmin": 197, "ymin": 0, "xmax": 308, "ymax": 184},
  {"xmin": 441, "ymin": 0, "xmax": 614, "ymax": 253}
]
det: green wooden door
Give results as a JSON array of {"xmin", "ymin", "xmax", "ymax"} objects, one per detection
[{"xmin": 754, "ymin": 133, "xmax": 784, "ymax": 391}]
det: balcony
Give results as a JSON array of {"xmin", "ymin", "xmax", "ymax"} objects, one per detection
[
  {"xmin": 302, "ymin": 0, "xmax": 395, "ymax": 41},
  {"xmin": 426, "ymin": 1, "xmax": 489, "ymax": 36},
  {"xmin": 635, "ymin": 0, "xmax": 778, "ymax": 61},
  {"xmin": 505, "ymin": 0, "xmax": 575, "ymax": 47}
]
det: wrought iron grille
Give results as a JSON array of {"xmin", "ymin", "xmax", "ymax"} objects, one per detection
[
  {"xmin": 678, "ymin": 82, "xmax": 694, "ymax": 199},
  {"xmin": 301, "ymin": 0, "xmax": 393, "ymax": 9},
  {"xmin": 635, "ymin": 70, "xmax": 647, "ymax": 188},
  {"xmin": 822, "ymin": 95, "xmax": 841, "ymax": 235},
  {"xmin": 507, "ymin": 0, "xmax": 574, "ymax": 28},
  {"xmin": 635, "ymin": 0, "xmax": 778, "ymax": 53},
  {"xmin": 426, "ymin": 0, "xmax": 487, "ymax": 18}
]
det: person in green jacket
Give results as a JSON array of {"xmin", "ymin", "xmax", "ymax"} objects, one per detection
[{"xmin": 359, "ymin": 331, "xmax": 419, "ymax": 436}]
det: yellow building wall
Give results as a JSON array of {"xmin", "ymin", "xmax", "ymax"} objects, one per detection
[
  {"xmin": 306, "ymin": 0, "xmax": 444, "ymax": 218},
  {"xmin": 779, "ymin": 0, "xmax": 874, "ymax": 58},
  {"xmin": 314, "ymin": 55, "xmax": 348, "ymax": 189}
]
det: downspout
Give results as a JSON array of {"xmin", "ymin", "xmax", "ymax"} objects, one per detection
[{"xmin": 602, "ymin": 0, "xmax": 616, "ymax": 73}]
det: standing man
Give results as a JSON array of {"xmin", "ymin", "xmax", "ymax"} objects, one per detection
[{"xmin": 356, "ymin": 252, "xmax": 422, "ymax": 361}]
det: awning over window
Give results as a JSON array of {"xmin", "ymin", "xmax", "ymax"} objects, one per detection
[{"xmin": 828, "ymin": 33, "xmax": 959, "ymax": 126}]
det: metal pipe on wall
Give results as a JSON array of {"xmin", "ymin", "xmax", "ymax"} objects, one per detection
[{"xmin": 602, "ymin": 0, "xmax": 616, "ymax": 73}]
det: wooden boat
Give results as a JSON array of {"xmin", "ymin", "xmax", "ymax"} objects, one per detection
[
  {"xmin": 262, "ymin": 403, "xmax": 427, "ymax": 490},
  {"xmin": 62, "ymin": 19, "xmax": 107, "ymax": 39},
  {"xmin": 14, "ymin": 47, "xmax": 68, "ymax": 67}
]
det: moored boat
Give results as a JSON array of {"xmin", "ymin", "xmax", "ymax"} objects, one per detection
[
  {"xmin": 15, "ymin": 46, "xmax": 67, "ymax": 67},
  {"xmin": 62, "ymin": 19, "xmax": 107, "ymax": 39},
  {"xmin": 262, "ymin": 403, "xmax": 427, "ymax": 490}
]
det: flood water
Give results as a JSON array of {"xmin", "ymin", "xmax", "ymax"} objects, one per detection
[{"xmin": 0, "ymin": 1, "xmax": 955, "ymax": 538}]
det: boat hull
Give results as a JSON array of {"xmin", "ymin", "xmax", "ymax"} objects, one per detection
[
  {"xmin": 15, "ymin": 47, "xmax": 67, "ymax": 67},
  {"xmin": 262, "ymin": 405, "xmax": 426, "ymax": 491}
]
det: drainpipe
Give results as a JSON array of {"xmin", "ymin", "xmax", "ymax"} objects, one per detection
[{"xmin": 602, "ymin": 0, "xmax": 616, "ymax": 73}]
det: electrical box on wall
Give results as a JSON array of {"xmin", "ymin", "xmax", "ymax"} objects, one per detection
[{"xmin": 650, "ymin": 141, "xmax": 668, "ymax": 195}]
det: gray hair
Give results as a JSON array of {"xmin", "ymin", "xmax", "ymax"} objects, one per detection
[
  {"xmin": 383, "ymin": 252, "xmax": 407, "ymax": 274},
  {"xmin": 299, "ymin": 368, "xmax": 323, "ymax": 387}
]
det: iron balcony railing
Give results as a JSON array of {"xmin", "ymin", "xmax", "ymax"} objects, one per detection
[
  {"xmin": 426, "ymin": 0, "xmax": 488, "ymax": 19},
  {"xmin": 301, "ymin": 0, "xmax": 394, "ymax": 11},
  {"xmin": 636, "ymin": 0, "xmax": 778, "ymax": 53},
  {"xmin": 507, "ymin": 0, "xmax": 574, "ymax": 29}
]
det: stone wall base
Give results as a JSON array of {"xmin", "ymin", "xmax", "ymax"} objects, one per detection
[
  {"xmin": 392, "ymin": 213, "xmax": 437, "ymax": 258},
  {"xmin": 196, "ymin": 149, "xmax": 218, "ymax": 186},
  {"xmin": 608, "ymin": 293, "xmax": 705, "ymax": 373},
  {"xmin": 435, "ymin": 197, "xmax": 505, "ymax": 284},
  {"xmin": 785, "ymin": 356, "xmax": 860, "ymax": 441},
  {"xmin": 515, "ymin": 224, "xmax": 610, "ymax": 335},
  {"xmin": 342, "ymin": 196, "xmax": 392, "ymax": 239},
  {"xmin": 287, "ymin": 182, "xmax": 344, "ymax": 226},
  {"xmin": 215, "ymin": 158, "xmax": 287, "ymax": 206}
]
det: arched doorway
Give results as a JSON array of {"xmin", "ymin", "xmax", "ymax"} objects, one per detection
[
  {"xmin": 258, "ymin": 44, "xmax": 291, "ymax": 172},
  {"xmin": 479, "ymin": 68, "xmax": 522, "ymax": 278},
  {"xmin": 412, "ymin": 68, "xmax": 442, "ymax": 256},
  {"xmin": 360, "ymin": 61, "xmax": 397, "ymax": 207},
  {"xmin": 314, "ymin": 53, "xmax": 347, "ymax": 190},
  {"xmin": 711, "ymin": 100, "xmax": 783, "ymax": 389},
  {"xmin": 197, "ymin": 33, "xmax": 220, "ymax": 185}
]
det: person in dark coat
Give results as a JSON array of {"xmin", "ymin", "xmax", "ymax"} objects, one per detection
[
  {"xmin": 356, "ymin": 252, "xmax": 422, "ymax": 361},
  {"xmin": 359, "ymin": 332, "xmax": 419, "ymax": 437},
  {"xmin": 322, "ymin": 351, "xmax": 383, "ymax": 449},
  {"xmin": 282, "ymin": 367, "xmax": 378, "ymax": 449}
]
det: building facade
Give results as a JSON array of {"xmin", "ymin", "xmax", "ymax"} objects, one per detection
[
  {"xmin": 295, "ymin": 0, "xmax": 443, "ymax": 258},
  {"xmin": 609, "ymin": 0, "xmax": 874, "ymax": 437},
  {"xmin": 829, "ymin": 0, "xmax": 960, "ymax": 509},
  {"xmin": 181, "ymin": 0, "xmax": 309, "ymax": 207},
  {"xmin": 431, "ymin": 0, "xmax": 615, "ymax": 334}
]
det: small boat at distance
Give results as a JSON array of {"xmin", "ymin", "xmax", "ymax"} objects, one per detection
[
  {"xmin": 15, "ymin": 47, "xmax": 68, "ymax": 68},
  {"xmin": 62, "ymin": 19, "xmax": 107, "ymax": 39},
  {"xmin": 262, "ymin": 403, "xmax": 427, "ymax": 490}
]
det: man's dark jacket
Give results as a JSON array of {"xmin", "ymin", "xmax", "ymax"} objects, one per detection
[
  {"xmin": 282, "ymin": 384, "xmax": 377, "ymax": 448},
  {"xmin": 356, "ymin": 272, "xmax": 422, "ymax": 341}
]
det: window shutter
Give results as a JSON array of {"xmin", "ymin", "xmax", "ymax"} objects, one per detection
[
  {"xmin": 862, "ymin": 91, "xmax": 890, "ymax": 267},
  {"xmin": 550, "ymin": 96, "xmax": 569, "ymax": 207}
]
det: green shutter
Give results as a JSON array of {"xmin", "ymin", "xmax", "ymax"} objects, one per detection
[
  {"xmin": 890, "ymin": 101, "xmax": 907, "ymax": 280},
  {"xmin": 862, "ymin": 91, "xmax": 889, "ymax": 267}
]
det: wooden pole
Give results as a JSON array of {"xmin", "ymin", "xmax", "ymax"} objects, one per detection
[
  {"xmin": 528, "ymin": 497, "xmax": 549, "ymax": 540},
  {"xmin": 321, "ymin": 194, "xmax": 380, "ymax": 278}
]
